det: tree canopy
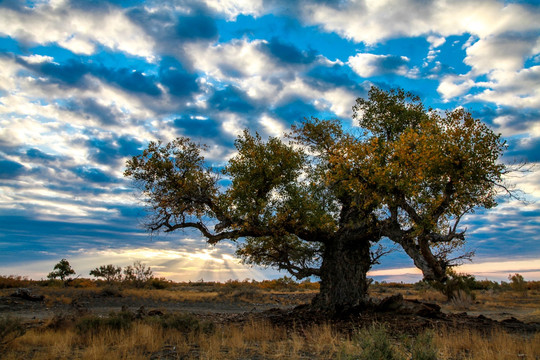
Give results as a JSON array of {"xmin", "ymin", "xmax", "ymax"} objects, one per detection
[
  {"xmin": 47, "ymin": 258, "xmax": 76, "ymax": 284},
  {"xmin": 125, "ymin": 87, "xmax": 507, "ymax": 313}
]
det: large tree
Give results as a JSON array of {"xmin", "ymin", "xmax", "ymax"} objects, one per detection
[{"xmin": 125, "ymin": 87, "xmax": 507, "ymax": 313}]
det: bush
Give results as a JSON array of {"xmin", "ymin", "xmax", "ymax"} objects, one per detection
[
  {"xmin": 449, "ymin": 289, "xmax": 474, "ymax": 310},
  {"xmin": 353, "ymin": 324, "xmax": 404, "ymax": 360},
  {"xmin": 150, "ymin": 278, "xmax": 172, "ymax": 289},
  {"xmin": 429, "ymin": 269, "xmax": 477, "ymax": 300},
  {"xmin": 0, "ymin": 275, "xmax": 31, "ymax": 289},
  {"xmin": 98, "ymin": 285, "xmax": 122, "ymax": 297},
  {"xmin": 410, "ymin": 331, "xmax": 438, "ymax": 360},
  {"xmin": 123, "ymin": 261, "xmax": 153, "ymax": 288},
  {"xmin": 156, "ymin": 313, "xmax": 214, "ymax": 334},
  {"xmin": 508, "ymin": 273, "xmax": 527, "ymax": 292},
  {"xmin": 258, "ymin": 276, "xmax": 299, "ymax": 291},
  {"xmin": 76, "ymin": 311, "xmax": 133, "ymax": 335},
  {"xmin": 69, "ymin": 278, "xmax": 96, "ymax": 288},
  {"xmin": 0, "ymin": 316, "xmax": 26, "ymax": 346}
]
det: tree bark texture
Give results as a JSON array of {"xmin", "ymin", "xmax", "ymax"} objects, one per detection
[
  {"xmin": 312, "ymin": 235, "xmax": 372, "ymax": 313},
  {"xmin": 399, "ymin": 239, "xmax": 447, "ymax": 283}
]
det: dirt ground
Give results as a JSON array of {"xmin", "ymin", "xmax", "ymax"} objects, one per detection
[
  {"xmin": 1, "ymin": 285, "xmax": 539, "ymax": 336},
  {"xmin": 0, "ymin": 286, "xmax": 311, "ymax": 322}
]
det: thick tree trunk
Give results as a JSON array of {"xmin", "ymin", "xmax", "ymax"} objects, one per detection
[
  {"xmin": 399, "ymin": 239, "xmax": 447, "ymax": 283},
  {"xmin": 312, "ymin": 235, "xmax": 373, "ymax": 314}
]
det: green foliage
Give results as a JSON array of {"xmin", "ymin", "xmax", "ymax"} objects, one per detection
[
  {"xmin": 508, "ymin": 273, "xmax": 527, "ymax": 292},
  {"xmin": 47, "ymin": 259, "xmax": 75, "ymax": 284},
  {"xmin": 353, "ymin": 324, "xmax": 404, "ymax": 360},
  {"xmin": 123, "ymin": 261, "xmax": 153, "ymax": 288},
  {"xmin": 407, "ymin": 331, "xmax": 438, "ymax": 360},
  {"xmin": 89, "ymin": 264, "xmax": 122, "ymax": 283},
  {"xmin": 155, "ymin": 313, "xmax": 214, "ymax": 334},
  {"xmin": 76, "ymin": 311, "xmax": 134, "ymax": 336},
  {"xmin": 0, "ymin": 316, "xmax": 26, "ymax": 346},
  {"xmin": 125, "ymin": 86, "xmax": 509, "ymax": 309},
  {"xmin": 429, "ymin": 269, "xmax": 477, "ymax": 300}
]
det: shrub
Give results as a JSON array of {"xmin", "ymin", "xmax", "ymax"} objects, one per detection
[
  {"xmin": 0, "ymin": 316, "xmax": 26, "ymax": 346},
  {"xmin": 429, "ymin": 269, "xmax": 476, "ymax": 300},
  {"xmin": 76, "ymin": 311, "xmax": 134, "ymax": 335},
  {"xmin": 75, "ymin": 315, "xmax": 103, "ymax": 336},
  {"xmin": 156, "ymin": 313, "xmax": 214, "ymax": 334},
  {"xmin": 508, "ymin": 273, "xmax": 527, "ymax": 292},
  {"xmin": 150, "ymin": 278, "xmax": 172, "ymax": 289},
  {"xmin": 410, "ymin": 331, "xmax": 438, "ymax": 360},
  {"xmin": 69, "ymin": 278, "xmax": 96, "ymax": 288},
  {"xmin": 0, "ymin": 275, "xmax": 32, "ymax": 289},
  {"xmin": 353, "ymin": 324, "xmax": 404, "ymax": 360},
  {"xmin": 90, "ymin": 264, "xmax": 122, "ymax": 283},
  {"xmin": 123, "ymin": 261, "xmax": 153, "ymax": 288},
  {"xmin": 99, "ymin": 285, "xmax": 122, "ymax": 297}
]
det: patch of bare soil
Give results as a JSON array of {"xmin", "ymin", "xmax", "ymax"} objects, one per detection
[{"xmin": 0, "ymin": 287, "xmax": 301, "ymax": 322}]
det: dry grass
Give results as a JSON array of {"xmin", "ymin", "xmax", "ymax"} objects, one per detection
[
  {"xmin": 3, "ymin": 314, "xmax": 539, "ymax": 360},
  {"xmin": 435, "ymin": 327, "xmax": 540, "ymax": 360},
  {"xmin": 123, "ymin": 287, "xmax": 221, "ymax": 303},
  {"xmin": 2, "ymin": 281, "xmax": 540, "ymax": 359}
]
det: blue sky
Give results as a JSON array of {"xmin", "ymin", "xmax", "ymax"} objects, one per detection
[{"xmin": 1, "ymin": 0, "xmax": 539, "ymax": 283}]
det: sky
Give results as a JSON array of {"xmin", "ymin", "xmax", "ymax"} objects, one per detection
[{"xmin": 1, "ymin": 0, "xmax": 539, "ymax": 283}]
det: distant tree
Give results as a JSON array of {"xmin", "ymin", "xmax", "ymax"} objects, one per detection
[
  {"xmin": 508, "ymin": 273, "xmax": 527, "ymax": 292},
  {"xmin": 123, "ymin": 261, "xmax": 153, "ymax": 288},
  {"xmin": 125, "ymin": 87, "xmax": 509, "ymax": 314},
  {"xmin": 47, "ymin": 259, "xmax": 75, "ymax": 285},
  {"xmin": 89, "ymin": 264, "xmax": 122, "ymax": 283}
]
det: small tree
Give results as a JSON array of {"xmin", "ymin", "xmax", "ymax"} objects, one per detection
[
  {"xmin": 89, "ymin": 264, "xmax": 122, "ymax": 284},
  {"xmin": 47, "ymin": 259, "xmax": 75, "ymax": 286},
  {"xmin": 123, "ymin": 261, "xmax": 153, "ymax": 288},
  {"xmin": 508, "ymin": 273, "xmax": 527, "ymax": 293}
]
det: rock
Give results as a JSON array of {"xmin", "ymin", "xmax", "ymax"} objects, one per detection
[
  {"xmin": 376, "ymin": 295, "xmax": 442, "ymax": 318},
  {"xmin": 10, "ymin": 288, "xmax": 44, "ymax": 302},
  {"xmin": 148, "ymin": 309, "xmax": 164, "ymax": 316}
]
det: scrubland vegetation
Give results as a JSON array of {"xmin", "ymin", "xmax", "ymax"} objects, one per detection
[
  {"xmin": 1, "ymin": 272, "xmax": 540, "ymax": 359},
  {"xmin": 2, "ymin": 313, "xmax": 539, "ymax": 360}
]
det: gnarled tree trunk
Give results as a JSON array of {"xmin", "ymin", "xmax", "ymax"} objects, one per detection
[
  {"xmin": 312, "ymin": 235, "xmax": 373, "ymax": 313},
  {"xmin": 399, "ymin": 239, "xmax": 447, "ymax": 283}
]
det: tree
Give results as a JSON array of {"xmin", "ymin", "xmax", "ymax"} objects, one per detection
[
  {"xmin": 89, "ymin": 264, "xmax": 122, "ymax": 283},
  {"xmin": 508, "ymin": 273, "xmax": 527, "ymax": 292},
  {"xmin": 123, "ymin": 261, "xmax": 153, "ymax": 288},
  {"xmin": 47, "ymin": 258, "xmax": 76, "ymax": 285},
  {"xmin": 125, "ymin": 87, "xmax": 508, "ymax": 314}
]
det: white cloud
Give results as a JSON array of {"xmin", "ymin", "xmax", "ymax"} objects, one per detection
[
  {"xmin": 259, "ymin": 114, "xmax": 286, "ymax": 138},
  {"xmin": 348, "ymin": 53, "xmax": 412, "ymax": 78},
  {"xmin": 465, "ymin": 34, "xmax": 538, "ymax": 74},
  {"xmin": 186, "ymin": 39, "xmax": 280, "ymax": 81},
  {"xmin": 470, "ymin": 66, "xmax": 540, "ymax": 108},
  {"xmin": 437, "ymin": 74, "xmax": 476, "ymax": 99},
  {"xmin": 302, "ymin": 0, "xmax": 539, "ymax": 44},
  {"xmin": 303, "ymin": 0, "xmax": 540, "ymax": 126},
  {"xmin": 187, "ymin": 39, "xmax": 358, "ymax": 118},
  {"xmin": 427, "ymin": 35, "xmax": 446, "ymax": 49},
  {"xmin": 0, "ymin": 2, "xmax": 155, "ymax": 60},
  {"xmin": 203, "ymin": 0, "xmax": 264, "ymax": 20}
]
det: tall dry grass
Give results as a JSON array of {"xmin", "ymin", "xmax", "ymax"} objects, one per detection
[
  {"xmin": 3, "ymin": 313, "xmax": 539, "ymax": 360},
  {"xmin": 435, "ymin": 327, "xmax": 540, "ymax": 360}
]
